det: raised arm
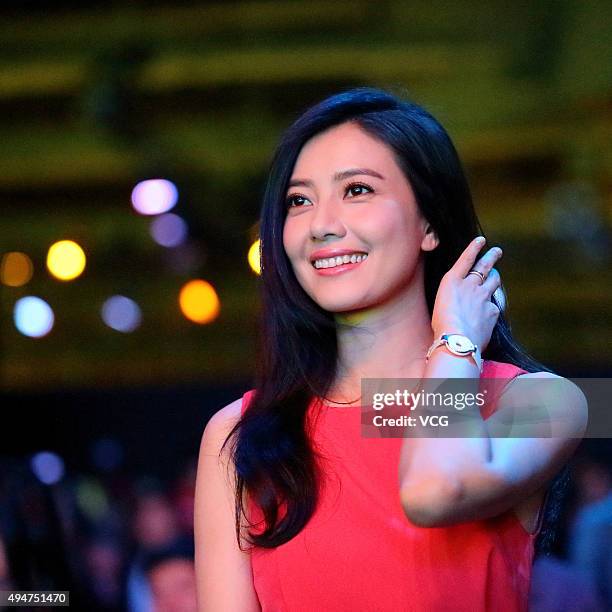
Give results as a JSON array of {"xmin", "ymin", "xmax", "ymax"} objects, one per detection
[
  {"xmin": 194, "ymin": 398, "xmax": 261, "ymax": 611},
  {"xmin": 398, "ymin": 239, "xmax": 587, "ymax": 527}
]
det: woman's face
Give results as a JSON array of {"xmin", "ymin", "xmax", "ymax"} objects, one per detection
[{"xmin": 282, "ymin": 121, "xmax": 437, "ymax": 313}]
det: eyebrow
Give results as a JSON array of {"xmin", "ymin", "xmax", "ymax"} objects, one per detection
[{"xmin": 288, "ymin": 168, "xmax": 385, "ymax": 189}]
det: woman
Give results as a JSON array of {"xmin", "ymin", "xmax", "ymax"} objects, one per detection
[{"xmin": 194, "ymin": 88, "xmax": 587, "ymax": 611}]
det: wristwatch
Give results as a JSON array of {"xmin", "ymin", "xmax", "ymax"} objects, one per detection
[{"xmin": 425, "ymin": 333, "xmax": 482, "ymax": 372}]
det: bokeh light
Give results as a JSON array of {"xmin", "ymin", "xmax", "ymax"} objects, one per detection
[
  {"xmin": 31, "ymin": 451, "xmax": 65, "ymax": 485},
  {"xmin": 149, "ymin": 213, "xmax": 188, "ymax": 247},
  {"xmin": 76, "ymin": 478, "xmax": 110, "ymax": 521},
  {"xmin": 248, "ymin": 239, "xmax": 261, "ymax": 275},
  {"xmin": 1, "ymin": 251, "xmax": 33, "ymax": 287},
  {"xmin": 46, "ymin": 240, "xmax": 86, "ymax": 281},
  {"xmin": 101, "ymin": 296, "xmax": 142, "ymax": 333},
  {"xmin": 14, "ymin": 296, "xmax": 54, "ymax": 338},
  {"xmin": 131, "ymin": 179, "xmax": 178, "ymax": 215},
  {"xmin": 179, "ymin": 279, "xmax": 220, "ymax": 324}
]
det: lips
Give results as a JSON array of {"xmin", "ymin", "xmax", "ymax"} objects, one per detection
[
  {"xmin": 307, "ymin": 247, "xmax": 370, "ymax": 277},
  {"xmin": 313, "ymin": 253, "xmax": 368, "ymax": 269},
  {"xmin": 309, "ymin": 248, "xmax": 368, "ymax": 264}
]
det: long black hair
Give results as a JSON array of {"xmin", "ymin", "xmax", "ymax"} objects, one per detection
[{"xmin": 223, "ymin": 87, "xmax": 566, "ymax": 554}]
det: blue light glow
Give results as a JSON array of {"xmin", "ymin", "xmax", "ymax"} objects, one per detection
[
  {"xmin": 101, "ymin": 295, "xmax": 142, "ymax": 333},
  {"xmin": 31, "ymin": 451, "xmax": 65, "ymax": 485},
  {"xmin": 14, "ymin": 296, "xmax": 54, "ymax": 338},
  {"xmin": 150, "ymin": 213, "xmax": 188, "ymax": 247}
]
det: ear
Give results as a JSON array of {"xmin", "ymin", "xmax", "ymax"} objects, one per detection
[{"xmin": 420, "ymin": 223, "xmax": 439, "ymax": 252}]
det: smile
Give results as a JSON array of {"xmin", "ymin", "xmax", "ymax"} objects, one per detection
[{"xmin": 313, "ymin": 253, "xmax": 368, "ymax": 269}]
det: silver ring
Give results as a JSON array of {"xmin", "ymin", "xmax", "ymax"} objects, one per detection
[{"xmin": 467, "ymin": 269, "xmax": 486, "ymax": 284}]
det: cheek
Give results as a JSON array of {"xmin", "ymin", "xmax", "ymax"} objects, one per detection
[
  {"xmin": 391, "ymin": 215, "xmax": 421, "ymax": 248},
  {"xmin": 360, "ymin": 202, "xmax": 419, "ymax": 245},
  {"xmin": 363, "ymin": 207, "xmax": 424, "ymax": 274}
]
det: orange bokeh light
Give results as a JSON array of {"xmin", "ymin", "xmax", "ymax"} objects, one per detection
[
  {"xmin": 1, "ymin": 251, "xmax": 33, "ymax": 287},
  {"xmin": 179, "ymin": 279, "xmax": 220, "ymax": 324}
]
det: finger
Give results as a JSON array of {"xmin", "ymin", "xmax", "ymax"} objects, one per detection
[
  {"xmin": 482, "ymin": 267, "xmax": 501, "ymax": 294},
  {"xmin": 453, "ymin": 236, "xmax": 487, "ymax": 277},
  {"xmin": 468, "ymin": 246, "xmax": 503, "ymax": 282}
]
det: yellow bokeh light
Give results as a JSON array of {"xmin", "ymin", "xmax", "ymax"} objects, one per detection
[
  {"xmin": 1, "ymin": 251, "xmax": 33, "ymax": 287},
  {"xmin": 248, "ymin": 239, "xmax": 261, "ymax": 275},
  {"xmin": 179, "ymin": 279, "xmax": 220, "ymax": 324},
  {"xmin": 46, "ymin": 240, "xmax": 86, "ymax": 281}
]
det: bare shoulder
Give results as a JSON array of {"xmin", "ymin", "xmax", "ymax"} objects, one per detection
[
  {"xmin": 502, "ymin": 371, "xmax": 588, "ymax": 437},
  {"xmin": 200, "ymin": 397, "xmax": 244, "ymax": 457},
  {"xmin": 195, "ymin": 396, "xmax": 260, "ymax": 610}
]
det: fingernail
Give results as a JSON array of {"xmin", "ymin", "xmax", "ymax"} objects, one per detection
[{"xmin": 475, "ymin": 236, "xmax": 485, "ymax": 244}]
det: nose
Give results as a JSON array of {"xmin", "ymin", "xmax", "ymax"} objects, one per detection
[{"xmin": 309, "ymin": 197, "xmax": 346, "ymax": 242}]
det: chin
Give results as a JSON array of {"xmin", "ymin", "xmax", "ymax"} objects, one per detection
[{"xmin": 311, "ymin": 294, "xmax": 373, "ymax": 314}]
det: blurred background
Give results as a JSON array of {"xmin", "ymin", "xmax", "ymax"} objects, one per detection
[{"xmin": 1, "ymin": 1, "xmax": 611, "ymax": 610}]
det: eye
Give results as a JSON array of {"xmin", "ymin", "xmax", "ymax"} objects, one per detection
[
  {"xmin": 286, "ymin": 194, "xmax": 312, "ymax": 208},
  {"xmin": 345, "ymin": 182, "xmax": 373, "ymax": 198}
]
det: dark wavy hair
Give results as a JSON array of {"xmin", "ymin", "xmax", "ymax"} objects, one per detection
[{"xmin": 223, "ymin": 87, "xmax": 567, "ymax": 555}]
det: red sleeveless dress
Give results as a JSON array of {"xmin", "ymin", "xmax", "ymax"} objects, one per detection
[{"xmin": 240, "ymin": 360, "xmax": 542, "ymax": 611}]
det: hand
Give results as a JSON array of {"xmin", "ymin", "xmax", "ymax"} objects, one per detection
[{"xmin": 431, "ymin": 236, "xmax": 503, "ymax": 354}]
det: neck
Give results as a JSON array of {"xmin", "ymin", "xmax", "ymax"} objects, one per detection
[{"xmin": 329, "ymin": 276, "xmax": 434, "ymax": 405}]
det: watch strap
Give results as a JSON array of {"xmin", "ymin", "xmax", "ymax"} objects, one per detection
[{"xmin": 425, "ymin": 334, "xmax": 483, "ymax": 373}]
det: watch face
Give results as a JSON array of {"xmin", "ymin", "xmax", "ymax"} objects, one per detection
[{"xmin": 446, "ymin": 334, "xmax": 475, "ymax": 355}]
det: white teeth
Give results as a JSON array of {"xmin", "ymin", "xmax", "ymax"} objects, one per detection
[{"xmin": 313, "ymin": 253, "xmax": 368, "ymax": 269}]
